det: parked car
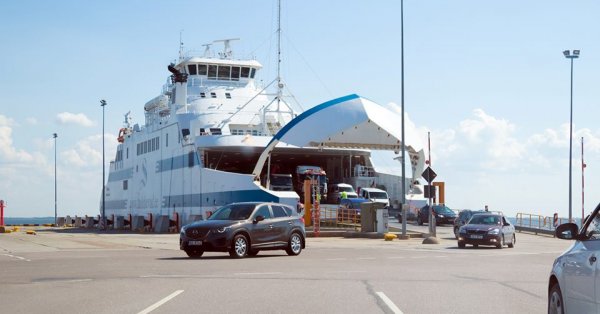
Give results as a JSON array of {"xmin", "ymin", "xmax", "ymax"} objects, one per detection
[
  {"xmin": 548, "ymin": 203, "xmax": 600, "ymax": 314},
  {"xmin": 457, "ymin": 212, "xmax": 515, "ymax": 248},
  {"xmin": 337, "ymin": 198, "xmax": 368, "ymax": 222},
  {"xmin": 453, "ymin": 209, "xmax": 485, "ymax": 239},
  {"xmin": 359, "ymin": 187, "xmax": 390, "ymax": 207},
  {"xmin": 417, "ymin": 205, "xmax": 457, "ymax": 225},
  {"xmin": 179, "ymin": 202, "xmax": 306, "ymax": 258},
  {"xmin": 328, "ymin": 183, "xmax": 358, "ymax": 204}
]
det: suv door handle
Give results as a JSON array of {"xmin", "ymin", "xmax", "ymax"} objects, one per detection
[{"xmin": 590, "ymin": 255, "xmax": 597, "ymax": 265}]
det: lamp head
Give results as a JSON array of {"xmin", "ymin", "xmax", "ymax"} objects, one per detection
[
  {"xmin": 53, "ymin": 133, "xmax": 57, "ymax": 138},
  {"xmin": 563, "ymin": 50, "xmax": 570, "ymax": 57},
  {"xmin": 573, "ymin": 50, "xmax": 580, "ymax": 56},
  {"xmin": 100, "ymin": 99, "xmax": 107, "ymax": 107}
]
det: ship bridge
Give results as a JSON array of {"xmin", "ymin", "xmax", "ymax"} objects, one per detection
[{"xmin": 252, "ymin": 94, "xmax": 424, "ymax": 177}]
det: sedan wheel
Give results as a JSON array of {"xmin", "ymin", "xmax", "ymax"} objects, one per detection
[
  {"xmin": 496, "ymin": 237, "xmax": 503, "ymax": 249},
  {"xmin": 286, "ymin": 232, "xmax": 303, "ymax": 256},
  {"xmin": 508, "ymin": 234, "xmax": 516, "ymax": 248},
  {"xmin": 454, "ymin": 227, "xmax": 459, "ymax": 240},
  {"xmin": 548, "ymin": 283, "xmax": 564, "ymax": 314},
  {"xmin": 229, "ymin": 234, "xmax": 248, "ymax": 258}
]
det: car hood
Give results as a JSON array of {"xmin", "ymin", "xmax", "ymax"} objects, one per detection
[
  {"xmin": 184, "ymin": 220, "xmax": 242, "ymax": 230},
  {"xmin": 462, "ymin": 224, "xmax": 499, "ymax": 231}
]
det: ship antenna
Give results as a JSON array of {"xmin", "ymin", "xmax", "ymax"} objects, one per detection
[
  {"xmin": 276, "ymin": 0, "xmax": 283, "ymax": 110},
  {"xmin": 213, "ymin": 38, "xmax": 239, "ymax": 59},
  {"xmin": 178, "ymin": 30, "xmax": 184, "ymax": 62},
  {"xmin": 202, "ymin": 43, "xmax": 213, "ymax": 57}
]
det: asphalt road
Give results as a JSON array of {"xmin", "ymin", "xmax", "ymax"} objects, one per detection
[{"xmin": 0, "ymin": 225, "xmax": 571, "ymax": 314}]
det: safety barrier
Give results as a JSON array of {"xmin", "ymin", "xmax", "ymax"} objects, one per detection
[
  {"xmin": 318, "ymin": 204, "xmax": 361, "ymax": 231},
  {"xmin": 514, "ymin": 212, "xmax": 575, "ymax": 236}
]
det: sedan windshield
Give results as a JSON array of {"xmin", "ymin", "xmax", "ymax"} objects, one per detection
[
  {"xmin": 469, "ymin": 215, "xmax": 500, "ymax": 225},
  {"xmin": 435, "ymin": 206, "xmax": 454, "ymax": 215},
  {"xmin": 209, "ymin": 204, "xmax": 255, "ymax": 220}
]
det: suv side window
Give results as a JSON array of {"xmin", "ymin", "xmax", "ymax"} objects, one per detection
[
  {"xmin": 585, "ymin": 215, "xmax": 600, "ymax": 240},
  {"xmin": 272, "ymin": 205, "xmax": 288, "ymax": 218},
  {"xmin": 254, "ymin": 205, "xmax": 272, "ymax": 220}
]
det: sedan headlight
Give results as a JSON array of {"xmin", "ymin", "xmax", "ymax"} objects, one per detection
[
  {"xmin": 213, "ymin": 226, "xmax": 231, "ymax": 233},
  {"xmin": 488, "ymin": 228, "xmax": 500, "ymax": 235},
  {"xmin": 180, "ymin": 225, "xmax": 187, "ymax": 234}
]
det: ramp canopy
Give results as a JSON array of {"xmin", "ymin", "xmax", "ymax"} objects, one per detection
[{"xmin": 252, "ymin": 94, "xmax": 423, "ymax": 176}]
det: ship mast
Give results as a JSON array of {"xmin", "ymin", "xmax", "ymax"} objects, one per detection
[{"xmin": 276, "ymin": 0, "xmax": 282, "ymax": 110}]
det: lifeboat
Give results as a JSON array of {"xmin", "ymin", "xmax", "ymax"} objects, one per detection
[{"xmin": 117, "ymin": 128, "xmax": 127, "ymax": 143}]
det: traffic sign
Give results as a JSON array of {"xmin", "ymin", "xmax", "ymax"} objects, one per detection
[{"xmin": 421, "ymin": 167, "xmax": 437, "ymax": 183}]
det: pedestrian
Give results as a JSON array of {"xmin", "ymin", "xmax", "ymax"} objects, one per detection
[{"xmin": 341, "ymin": 190, "xmax": 348, "ymax": 199}]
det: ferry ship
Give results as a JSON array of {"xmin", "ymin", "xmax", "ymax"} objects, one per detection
[{"xmin": 102, "ymin": 39, "xmax": 427, "ymax": 224}]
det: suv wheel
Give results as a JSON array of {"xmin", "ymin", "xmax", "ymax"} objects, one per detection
[
  {"xmin": 457, "ymin": 241, "xmax": 465, "ymax": 248},
  {"xmin": 286, "ymin": 232, "xmax": 303, "ymax": 256},
  {"xmin": 548, "ymin": 283, "xmax": 564, "ymax": 314},
  {"xmin": 454, "ymin": 227, "xmax": 459, "ymax": 240},
  {"xmin": 185, "ymin": 248, "xmax": 204, "ymax": 258},
  {"xmin": 229, "ymin": 234, "xmax": 248, "ymax": 258},
  {"xmin": 508, "ymin": 234, "xmax": 516, "ymax": 248}
]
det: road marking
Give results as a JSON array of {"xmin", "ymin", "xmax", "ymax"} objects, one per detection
[
  {"xmin": 234, "ymin": 272, "xmax": 282, "ymax": 276},
  {"xmin": 138, "ymin": 290, "xmax": 184, "ymax": 314},
  {"xmin": 376, "ymin": 292, "xmax": 404, "ymax": 314},
  {"xmin": 357, "ymin": 257, "xmax": 376, "ymax": 260},
  {"xmin": 2, "ymin": 254, "xmax": 31, "ymax": 262},
  {"xmin": 327, "ymin": 258, "xmax": 347, "ymax": 261},
  {"xmin": 386, "ymin": 256, "xmax": 405, "ymax": 259}
]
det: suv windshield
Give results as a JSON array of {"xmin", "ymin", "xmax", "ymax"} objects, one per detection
[
  {"xmin": 369, "ymin": 192, "xmax": 388, "ymax": 199},
  {"xmin": 339, "ymin": 186, "xmax": 354, "ymax": 192},
  {"xmin": 209, "ymin": 204, "xmax": 255, "ymax": 220},
  {"xmin": 469, "ymin": 214, "xmax": 501, "ymax": 225},
  {"xmin": 435, "ymin": 206, "xmax": 454, "ymax": 215}
]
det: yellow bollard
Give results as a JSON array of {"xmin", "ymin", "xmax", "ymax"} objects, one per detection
[
  {"xmin": 384, "ymin": 233, "xmax": 398, "ymax": 241},
  {"xmin": 26, "ymin": 230, "xmax": 37, "ymax": 235}
]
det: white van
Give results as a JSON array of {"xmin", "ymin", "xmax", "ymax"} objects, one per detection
[
  {"xmin": 359, "ymin": 187, "xmax": 390, "ymax": 207},
  {"xmin": 327, "ymin": 183, "xmax": 358, "ymax": 204}
]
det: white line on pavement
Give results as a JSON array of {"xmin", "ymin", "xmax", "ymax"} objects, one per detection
[
  {"xmin": 138, "ymin": 290, "xmax": 184, "ymax": 314},
  {"xmin": 357, "ymin": 257, "xmax": 377, "ymax": 260},
  {"xmin": 2, "ymin": 254, "xmax": 31, "ymax": 262},
  {"xmin": 376, "ymin": 292, "xmax": 404, "ymax": 314}
]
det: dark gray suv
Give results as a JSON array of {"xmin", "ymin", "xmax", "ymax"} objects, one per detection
[{"xmin": 180, "ymin": 202, "xmax": 306, "ymax": 258}]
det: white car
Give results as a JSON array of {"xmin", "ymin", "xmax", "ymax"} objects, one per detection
[{"xmin": 548, "ymin": 203, "xmax": 600, "ymax": 314}]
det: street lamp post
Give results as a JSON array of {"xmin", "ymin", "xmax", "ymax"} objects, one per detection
[
  {"xmin": 400, "ymin": 0, "xmax": 407, "ymax": 237},
  {"xmin": 53, "ymin": 133, "xmax": 57, "ymax": 226},
  {"xmin": 563, "ymin": 49, "xmax": 580, "ymax": 223},
  {"xmin": 100, "ymin": 99, "xmax": 107, "ymax": 230}
]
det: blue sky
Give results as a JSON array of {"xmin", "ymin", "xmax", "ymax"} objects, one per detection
[{"xmin": 0, "ymin": 0, "xmax": 599, "ymax": 219}]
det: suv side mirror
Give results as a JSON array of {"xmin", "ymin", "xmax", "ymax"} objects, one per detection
[
  {"xmin": 254, "ymin": 215, "xmax": 265, "ymax": 224},
  {"xmin": 555, "ymin": 223, "xmax": 579, "ymax": 240}
]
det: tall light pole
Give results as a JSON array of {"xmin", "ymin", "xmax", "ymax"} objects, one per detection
[
  {"xmin": 100, "ymin": 99, "xmax": 107, "ymax": 230},
  {"xmin": 53, "ymin": 133, "xmax": 57, "ymax": 226},
  {"xmin": 563, "ymin": 49, "xmax": 579, "ymax": 223},
  {"xmin": 400, "ymin": 0, "xmax": 407, "ymax": 237}
]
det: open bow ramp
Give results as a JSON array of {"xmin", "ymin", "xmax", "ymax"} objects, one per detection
[{"xmin": 253, "ymin": 94, "xmax": 424, "ymax": 176}]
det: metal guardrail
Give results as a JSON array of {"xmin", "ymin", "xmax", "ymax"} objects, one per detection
[{"xmin": 514, "ymin": 213, "xmax": 574, "ymax": 236}]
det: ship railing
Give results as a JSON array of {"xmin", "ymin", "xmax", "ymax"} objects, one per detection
[
  {"xmin": 353, "ymin": 166, "xmax": 376, "ymax": 178},
  {"xmin": 514, "ymin": 212, "xmax": 577, "ymax": 236}
]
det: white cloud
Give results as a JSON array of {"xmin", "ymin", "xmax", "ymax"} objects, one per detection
[
  {"xmin": 61, "ymin": 133, "xmax": 115, "ymax": 168},
  {"xmin": 0, "ymin": 114, "xmax": 37, "ymax": 163},
  {"xmin": 56, "ymin": 112, "xmax": 94, "ymax": 127},
  {"xmin": 26, "ymin": 117, "xmax": 37, "ymax": 125}
]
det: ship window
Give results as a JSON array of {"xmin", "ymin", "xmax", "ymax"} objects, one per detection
[
  {"xmin": 250, "ymin": 68, "xmax": 256, "ymax": 78},
  {"xmin": 240, "ymin": 67, "xmax": 250, "ymax": 78},
  {"xmin": 225, "ymin": 93, "xmax": 231, "ymax": 99},
  {"xmin": 136, "ymin": 143, "xmax": 140, "ymax": 155},
  {"xmin": 200, "ymin": 92, "xmax": 206, "ymax": 98},
  {"xmin": 210, "ymin": 128, "xmax": 222, "ymax": 135},
  {"xmin": 252, "ymin": 130, "xmax": 258, "ymax": 136},
  {"xmin": 166, "ymin": 133, "xmax": 168, "ymax": 147},
  {"xmin": 231, "ymin": 67, "xmax": 240, "ymax": 81},
  {"xmin": 126, "ymin": 148, "xmax": 129, "ymax": 159},
  {"xmin": 188, "ymin": 151, "xmax": 194, "ymax": 168},
  {"xmin": 218, "ymin": 66, "xmax": 231, "ymax": 79},
  {"xmin": 188, "ymin": 64, "xmax": 197, "ymax": 75},
  {"xmin": 157, "ymin": 137, "xmax": 159, "ymax": 148},
  {"xmin": 210, "ymin": 92, "xmax": 216, "ymax": 98},
  {"xmin": 198, "ymin": 64, "xmax": 207, "ymax": 75},
  {"xmin": 123, "ymin": 180, "xmax": 128, "ymax": 190},
  {"xmin": 208, "ymin": 65, "xmax": 217, "ymax": 79},
  {"xmin": 143, "ymin": 141, "xmax": 147, "ymax": 154}
]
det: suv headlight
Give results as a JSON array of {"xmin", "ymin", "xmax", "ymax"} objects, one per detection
[
  {"xmin": 213, "ymin": 226, "xmax": 231, "ymax": 233},
  {"xmin": 488, "ymin": 228, "xmax": 500, "ymax": 235}
]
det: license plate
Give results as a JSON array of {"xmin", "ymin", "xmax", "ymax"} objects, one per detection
[
  {"xmin": 470, "ymin": 235, "xmax": 483, "ymax": 239},
  {"xmin": 188, "ymin": 240, "xmax": 203, "ymax": 246}
]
